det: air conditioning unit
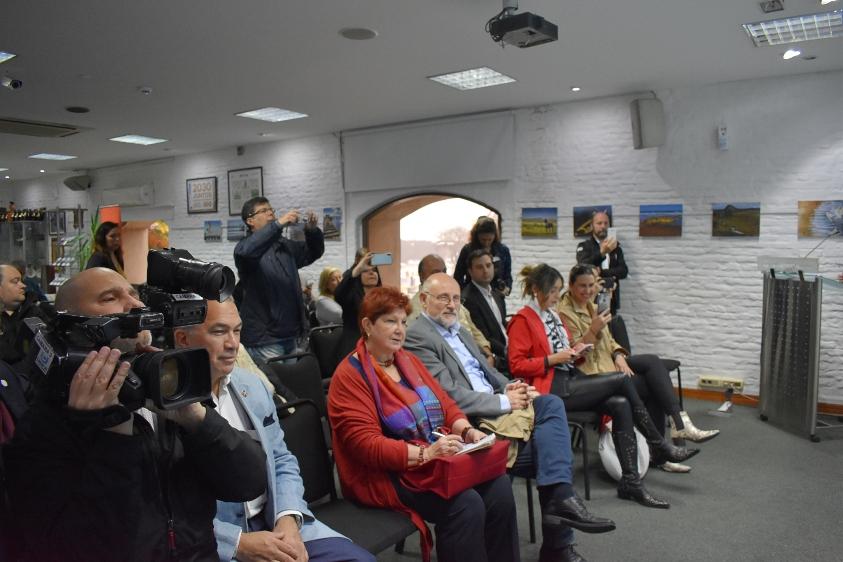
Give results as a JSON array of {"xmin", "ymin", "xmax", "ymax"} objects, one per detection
[{"xmin": 101, "ymin": 184, "xmax": 153, "ymax": 207}]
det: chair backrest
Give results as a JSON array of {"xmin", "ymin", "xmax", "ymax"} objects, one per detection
[
  {"xmin": 308, "ymin": 324, "xmax": 343, "ymax": 380},
  {"xmin": 264, "ymin": 352, "xmax": 327, "ymax": 417},
  {"xmin": 277, "ymin": 399, "xmax": 336, "ymax": 503}
]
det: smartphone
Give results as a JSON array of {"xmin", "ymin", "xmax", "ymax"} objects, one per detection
[
  {"xmin": 607, "ymin": 227, "xmax": 617, "ymax": 240},
  {"xmin": 370, "ymin": 252, "xmax": 393, "ymax": 266},
  {"xmin": 596, "ymin": 290, "xmax": 611, "ymax": 314},
  {"xmin": 573, "ymin": 343, "xmax": 594, "ymax": 356}
]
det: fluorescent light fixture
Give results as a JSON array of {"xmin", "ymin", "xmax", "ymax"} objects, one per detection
[
  {"xmin": 28, "ymin": 153, "xmax": 77, "ymax": 161},
  {"xmin": 571, "ymin": 87, "xmax": 581, "ymax": 92},
  {"xmin": 3, "ymin": 176, "xmax": 9, "ymax": 180},
  {"xmin": 820, "ymin": 0, "xmax": 838, "ymax": 5},
  {"xmin": 0, "ymin": 52, "xmax": 15, "ymax": 64},
  {"xmin": 235, "ymin": 107, "xmax": 308, "ymax": 122},
  {"xmin": 428, "ymin": 67, "xmax": 516, "ymax": 90},
  {"xmin": 110, "ymin": 134, "xmax": 168, "ymax": 145},
  {"xmin": 0, "ymin": 168, "xmax": 7, "ymax": 172},
  {"xmin": 783, "ymin": 48, "xmax": 802, "ymax": 58},
  {"xmin": 743, "ymin": 9, "xmax": 842, "ymax": 46}
]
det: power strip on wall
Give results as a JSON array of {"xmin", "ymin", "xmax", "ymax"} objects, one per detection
[{"xmin": 698, "ymin": 375, "xmax": 744, "ymax": 392}]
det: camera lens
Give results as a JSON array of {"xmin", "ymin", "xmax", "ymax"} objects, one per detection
[{"xmin": 159, "ymin": 357, "xmax": 183, "ymax": 399}]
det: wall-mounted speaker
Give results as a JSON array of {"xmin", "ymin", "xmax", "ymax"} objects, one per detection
[
  {"xmin": 630, "ymin": 98, "xmax": 665, "ymax": 149},
  {"xmin": 63, "ymin": 174, "xmax": 92, "ymax": 191}
]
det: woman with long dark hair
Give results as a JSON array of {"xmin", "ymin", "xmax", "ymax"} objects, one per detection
[
  {"xmin": 453, "ymin": 217, "xmax": 512, "ymax": 295},
  {"xmin": 508, "ymin": 263, "xmax": 699, "ymax": 508},
  {"xmin": 334, "ymin": 248, "xmax": 383, "ymax": 359},
  {"xmin": 85, "ymin": 222, "xmax": 124, "ymax": 275}
]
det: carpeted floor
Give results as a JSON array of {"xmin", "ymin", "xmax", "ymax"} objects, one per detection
[{"xmin": 374, "ymin": 399, "xmax": 843, "ymax": 562}]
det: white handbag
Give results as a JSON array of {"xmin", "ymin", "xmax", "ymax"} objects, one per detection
[{"xmin": 597, "ymin": 420, "xmax": 650, "ymax": 481}]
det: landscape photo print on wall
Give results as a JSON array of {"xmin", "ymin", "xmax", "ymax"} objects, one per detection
[
  {"xmin": 798, "ymin": 200, "xmax": 843, "ymax": 238},
  {"xmin": 712, "ymin": 203, "xmax": 760, "ymax": 237},
  {"xmin": 573, "ymin": 205, "xmax": 612, "ymax": 238},
  {"xmin": 521, "ymin": 207, "xmax": 558, "ymax": 238},
  {"xmin": 639, "ymin": 204, "xmax": 682, "ymax": 237}
]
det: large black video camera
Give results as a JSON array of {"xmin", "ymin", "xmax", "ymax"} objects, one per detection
[{"xmin": 27, "ymin": 248, "xmax": 235, "ymax": 411}]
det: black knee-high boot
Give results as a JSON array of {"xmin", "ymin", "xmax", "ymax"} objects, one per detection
[
  {"xmin": 613, "ymin": 430, "xmax": 670, "ymax": 509},
  {"xmin": 632, "ymin": 406, "xmax": 700, "ymax": 465}
]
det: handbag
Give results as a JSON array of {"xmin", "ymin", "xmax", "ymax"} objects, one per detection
[{"xmin": 400, "ymin": 439, "xmax": 509, "ymax": 499}]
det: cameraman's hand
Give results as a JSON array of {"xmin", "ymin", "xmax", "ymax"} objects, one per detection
[
  {"xmin": 277, "ymin": 210, "xmax": 300, "ymax": 227},
  {"xmin": 68, "ymin": 347, "xmax": 130, "ymax": 411},
  {"xmin": 149, "ymin": 402, "xmax": 206, "ymax": 432}
]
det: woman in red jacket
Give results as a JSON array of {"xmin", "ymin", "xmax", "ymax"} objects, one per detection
[
  {"xmin": 508, "ymin": 264, "xmax": 698, "ymax": 509},
  {"xmin": 327, "ymin": 286, "xmax": 519, "ymax": 562}
]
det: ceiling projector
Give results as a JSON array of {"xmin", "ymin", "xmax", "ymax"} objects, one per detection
[{"xmin": 486, "ymin": 1, "xmax": 558, "ymax": 48}]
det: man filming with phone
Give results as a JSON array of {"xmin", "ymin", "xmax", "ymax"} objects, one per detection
[
  {"xmin": 235, "ymin": 198, "xmax": 324, "ymax": 363},
  {"xmin": 575, "ymin": 210, "xmax": 627, "ymax": 315},
  {"xmin": 3, "ymin": 267, "xmax": 267, "ymax": 562}
]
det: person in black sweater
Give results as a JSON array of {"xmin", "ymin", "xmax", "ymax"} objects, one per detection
[
  {"xmin": 3, "ymin": 267, "xmax": 267, "ymax": 562},
  {"xmin": 453, "ymin": 217, "xmax": 513, "ymax": 296},
  {"xmin": 334, "ymin": 248, "xmax": 382, "ymax": 360},
  {"xmin": 85, "ymin": 221, "xmax": 125, "ymax": 274}
]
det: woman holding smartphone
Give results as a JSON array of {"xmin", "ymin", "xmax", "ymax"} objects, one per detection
[
  {"xmin": 335, "ymin": 248, "xmax": 384, "ymax": 359},
  {"xmin": 508, "ymin": 263, "xmax": 699, "ymax": 509}
]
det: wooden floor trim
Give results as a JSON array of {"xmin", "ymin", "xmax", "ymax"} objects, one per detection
[{"xmin": 678, "ymin": 388, "xmax": 843, "ymax": 416}]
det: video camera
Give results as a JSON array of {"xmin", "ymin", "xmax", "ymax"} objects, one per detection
[{"xmin": 27, "ymin": 248, "xmax": 236, "ymax": 411}]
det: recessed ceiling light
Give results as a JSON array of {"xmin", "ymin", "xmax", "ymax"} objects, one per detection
[
  {"xmin": 743, "ymin": 9, "xmax": 842, "ymax": 46},
  {"xmin": 428, "ymin": 67, "xmax": 516, "ymax": 91},
  {"xmin": 571, "ymin": 87, "xmax": 581, "ymax": 92},
  {"xmin": 39, "ymin": 169, "xmax": 45, "ymax": 173},
  {"xmin": 339, "ymin": 27, "xmax": 378, "ymax": 40},
  {"xmin": 110, "ymin": 134, "xmax": 168, "ymax": 145},
  {"xmin": 783, "ymin": 48, "xmax": 802, "ymax": 58},
  {"xmin": 4, "ymin": 176, "xmax": 9, "ymax": 180},
  {"xmin": 236, "ymin": 107, "xmax": 308, "ymax": 122},
  {"xmin": 65, "ymin": 106, "xmax": 90, "ymax": 114},
  {"xmin": 0, "ymin": 52, "xmax": 15, "ymax": 64},
  {"xmin": 28, "ymin": 153, "xmax": 77, "ymax": 161}
]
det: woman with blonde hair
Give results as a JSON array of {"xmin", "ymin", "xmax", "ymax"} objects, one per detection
[{"xmin": 315, "ymin": 266, "xmax": 343, "ymax": 325}]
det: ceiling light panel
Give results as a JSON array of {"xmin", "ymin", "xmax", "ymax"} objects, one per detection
[
  {"xmin": 0, "ymin": 168, "xmax": 7, "ymax": 172},
  {"xmin": 110, "ymin": 134, "xmax": 168, "ymax": 145},
  {"xmin": 743, "ymin": 10, "xmax": 842, "ymax": 46},
  {"xmin": 0, "ymin": 52, "xmax": 15, "ymax": 64},
  {"xmin": 236, "ymin": 107, "xmax": 308, "ymax": 122},
  {"xmin": 28, "ymin": 153, "xmax": 77, "ymax": 160},
  {"xmin": 428, "ymin": 67, "xmax": 516, "ymax": 91}
]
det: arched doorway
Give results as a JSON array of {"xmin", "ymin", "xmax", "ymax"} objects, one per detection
[{"xmin": 363, "ymin": 194, "xmax": 501, "ymax": 291}]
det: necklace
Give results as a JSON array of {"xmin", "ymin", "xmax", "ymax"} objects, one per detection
[{"xmin": 376, "ymin": 356, "xmax": 395, "ymax": 368}]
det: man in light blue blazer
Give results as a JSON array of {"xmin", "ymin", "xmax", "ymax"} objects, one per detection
[{"xmin": 175, "ymin": 299, "xmax": 374, "ymax": 562}]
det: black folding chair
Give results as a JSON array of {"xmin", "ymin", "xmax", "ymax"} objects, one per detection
[
  {"xmin": 278, "ymin": 399, "xmax": 418, "ymax": 555},
  {"xmin": 308, "ymin": 324, "xmax": 344, "ymax": 389},
  {"xmin": 264, "ymin": 352, "xmax": 327, "ymax": 417}
]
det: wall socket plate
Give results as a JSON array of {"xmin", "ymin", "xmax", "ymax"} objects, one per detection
[{"xmin": 698, "ymin": 375, "xmax": 744, "ymax": 392}]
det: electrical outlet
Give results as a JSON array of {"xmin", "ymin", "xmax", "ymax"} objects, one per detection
[{"xmin": 698, "ymin": 375, "xmax": 744, "ymax": 392}]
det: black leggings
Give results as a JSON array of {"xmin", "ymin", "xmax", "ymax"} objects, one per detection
[
  {"xmin": 550, "ymin": 368, "xmax": 643, "ymax": 433},
  {"xmin": 626, "ymin": 354, "xmax": 682, "ymax": 434}
]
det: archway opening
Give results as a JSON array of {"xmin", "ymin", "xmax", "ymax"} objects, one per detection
[{"xmin": 363, "ymin": 194, "xmax": 499, "ymax": 292}]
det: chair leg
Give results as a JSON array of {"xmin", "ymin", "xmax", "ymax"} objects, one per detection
[
  {"xmin": 395, "ymin": 539, "xmax": 405, "ymax": 554},
  {"xmin": 580, "ymin": 425, "xmax": 590, "ymax": 501},
  {"xmin": 525, "ymin": 478, "xmax": 536, "ymax": 544},
  {"xmin": 676, "ymin": 367, "xmax": 684, "ymax": 410}
]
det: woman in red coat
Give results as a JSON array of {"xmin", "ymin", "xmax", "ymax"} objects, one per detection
[
  {"xmin": 508, "ymin": 264, "xmax": 698, "ymax": 509},
  {"xmin": 327, "ymin": 287, "xmax": 519, "ymax": 562}
]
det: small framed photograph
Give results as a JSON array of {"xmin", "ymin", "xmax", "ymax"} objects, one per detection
[
  {"xmin": 186, "ymin": 177, "xmax": 218, "ymax": 214},
  {"xmin": 228, "ymin": 167, "xmax": 263, "ymax": 216}
]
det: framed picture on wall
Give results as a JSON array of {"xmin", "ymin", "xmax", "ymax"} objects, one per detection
[
  {"xmin": 186, "ymin": 177, "xmax": 218, "ymax": 214},
  {"xmin": 573, "ymin": 205, "xmax": 613, "ymax": 238},
  {"xmin": 228, "ymin": 167, "xmax": 263, "ymax": 216}
]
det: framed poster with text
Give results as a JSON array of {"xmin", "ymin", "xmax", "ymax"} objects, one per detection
[
  {"xmin": 228, "ymin": 167, "xmax": 263, "ymax": 216},
  {"xmin": 186, "ymin": 177, "xmax": 218, "ymax": 214}
]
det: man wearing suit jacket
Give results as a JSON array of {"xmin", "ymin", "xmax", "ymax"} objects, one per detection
[
  {"xmin": 575, "ymin": 211, "xmax": 628, "ymax": 314},
  {"xmin": 174, "ymin": 299, "xmax": 374, "ymax": 562},
  {"xmin": 405, "ymin": 273, "xmax": 615, "ymax": 562},
  {"xmin": 461, "ymin": 249, "xmax": 508, "ymax": 371}
]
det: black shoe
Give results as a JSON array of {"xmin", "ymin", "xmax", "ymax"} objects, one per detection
[
  {"xmin": 539, "ymin": 544, "xmax": 587, "ymax": 562},
  {"xmin": 542, "ymin": 492, "xmax": 616, "ymax": 533},
  {"xmin": 650, "ymin": 442, "xmax": 700, "ymax": 466},
  {"xmin": 617, "ymin": 477, "xmax": 670, "ymax": 509}
]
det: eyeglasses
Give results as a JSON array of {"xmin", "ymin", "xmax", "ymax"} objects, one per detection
[
  {"xmin": 425, "ymin": 292, "xmax": 461, "ymax": 305},
  {"xmin": 247, "ymin": 207, "xmax": 274, "ymax": 218}
]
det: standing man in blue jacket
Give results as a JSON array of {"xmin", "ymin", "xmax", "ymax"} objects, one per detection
[
  {"xmin": 174, "ymin": 298, "xmax": 374, "ymax": 562},
  {"xmin": 235, "ymin": 197, "xmax": 324, "ymax": 363}
]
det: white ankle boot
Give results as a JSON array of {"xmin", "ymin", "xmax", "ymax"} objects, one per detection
[{"xmin": 670, "ymin": 411, "xmax": 720, "ymax": 443}]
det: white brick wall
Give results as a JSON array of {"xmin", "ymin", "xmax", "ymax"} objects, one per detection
[{"xmin": 8, "ymin": 70, "xmax": 842, "ymax": 401}]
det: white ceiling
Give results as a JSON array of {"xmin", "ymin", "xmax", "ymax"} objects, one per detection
[{"xmin": 1, "ymin": 0, "xmax": 840, "ymax": 180}]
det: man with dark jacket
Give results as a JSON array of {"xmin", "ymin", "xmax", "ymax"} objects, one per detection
[
  {"xmin": 2, "ymin": 267, "xmax": 267, "ymax": 562},
  {"xmin": 575, "ymin": 211, "xmax": 628, "ymax": 314},
  {"xmin": 234, "ymin": 197, "xmax": 324, "ymax": 363},
  {"xmin": 461, "ymin": 249, "xmax": 508, "ymax": 371},
  {"xmin": 0, "ymin": 263, "xmax": 47, "ymax": 367}
]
